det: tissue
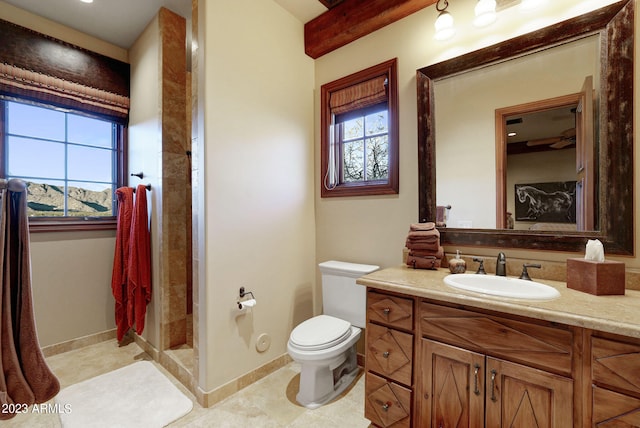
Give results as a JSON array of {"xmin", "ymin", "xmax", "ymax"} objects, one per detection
[
  {"xmin": 238, "ymin": 299, "xmax": 257, "ymax": 310},
  {"xmin": 567, "ymin": 238, "xmax": 624, "ymax": 295},
  {"xmin": 585, "ymin": 239, "xmax": 605, "ymax": 262}
]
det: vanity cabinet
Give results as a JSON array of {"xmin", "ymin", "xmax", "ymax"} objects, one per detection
[
  {"xmin": 422, "ymin": 340, "xmax": 573, "ymax": 427},
  {"xmin": 364, "ymin": 291, "xmax": 414, "ymax": 427},
  {"xmin": 360, "ymin": 267, "xmax": 640, "ymax": 428},
  {"xmin": 590, "ymin": 335, "xmax": 640, "ymax": 425},
  {"xmin": 363, "ymin": 289, "xmax": 578, "ymax": 427},
  {"xmin": 419, "ymin": 302, "xmax": 574, "ymax": 427}
]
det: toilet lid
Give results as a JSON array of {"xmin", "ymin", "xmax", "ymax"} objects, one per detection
[{"xmin": 290, "ymin": 315, "xmax": 352, "ymax": 351}]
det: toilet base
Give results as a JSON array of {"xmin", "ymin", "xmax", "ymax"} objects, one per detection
[{"xmin": 295, "ymin": 343, "xmax": 360, "ymax": 409}]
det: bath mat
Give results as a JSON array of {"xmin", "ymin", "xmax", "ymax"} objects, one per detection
[{"xmin": 55, "ymin": 361, "xmax": 193, "ymax": 428}]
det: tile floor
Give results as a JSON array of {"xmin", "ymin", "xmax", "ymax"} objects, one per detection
[{"xmin": 5, "ymin": 340, "xmax": 371, "ymax": 427}]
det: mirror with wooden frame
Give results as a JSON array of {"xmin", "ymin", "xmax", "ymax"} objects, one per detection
[{"xmin": 417, "ymin": 0, "xmax": 634, "ymax": 255}]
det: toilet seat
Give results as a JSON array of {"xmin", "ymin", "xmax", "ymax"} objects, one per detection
[{"xmin": 289, "ymin": 315, "xmax": 352, "ymax": 351}]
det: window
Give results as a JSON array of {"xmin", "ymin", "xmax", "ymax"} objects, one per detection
[
  {"xmin": 321, "ymin": 58, "xmax": 398, "ymax": 197},
  {"xmin": 338, "ymin": 105, "xmax": 389, "ymax": 183},
  {"xmin": 0, "ymin": 99, "xmax": 126, "ymax": 230},
  {"xmin": 0, "ymin": 19, "xmax": 130, "ymax": 231}
]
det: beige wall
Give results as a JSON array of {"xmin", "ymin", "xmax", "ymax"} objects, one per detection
[
  {"xmin": 129, "ymin": 14, "xmax": 162, "ymax": 348},
  {"xmin": 30, "ymin": 231, "xmax": 115, "ymax": 347},
  {"xmin": 314, "ymin": 0, "xmax": 637, "ymax": 290},
  {"xmin": 196, "ymin": 0, "xmax": 316, "ymax": 391}
]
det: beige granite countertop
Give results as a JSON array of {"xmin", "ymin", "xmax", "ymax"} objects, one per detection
[{"xmin": 357, "ymin": 266, "xmax": 640, "ymax": 340}]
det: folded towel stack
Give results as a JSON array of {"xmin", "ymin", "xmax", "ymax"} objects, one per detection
[{"xmin": 405, "ymin": 222, "xmax": 444, "ymax": 269}]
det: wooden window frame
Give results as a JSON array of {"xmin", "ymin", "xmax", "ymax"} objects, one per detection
[{"xmin": 320, "ymin": 58, "xmax": 399, "ymax": 197}]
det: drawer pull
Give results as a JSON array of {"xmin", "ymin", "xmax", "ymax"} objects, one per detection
[
  {"xmin": 490, "ymin": 369, "xmax": 497, "ymax": 402},
  {"xmin": 383, "ymin": 308, "xmax": 391, "ymax": 316},
  {"xmin": 473, "ymin": 364, "xmax": 480, "ymax": 396},
  {"xmin": 382, "ymin": 351, "xmax": 390, "ymax": 358},
  {"xmin": 382, "ymin": 402, "xmax": 391, "ymax": 412}
]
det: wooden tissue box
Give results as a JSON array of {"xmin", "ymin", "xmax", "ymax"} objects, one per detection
[{"xmin": 566, "ymin": 258, "xmax": 625, "ymax": 295}]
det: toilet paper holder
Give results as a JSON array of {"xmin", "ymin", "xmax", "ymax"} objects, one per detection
[{"xmin": 237, "ymin": 287, "xmax": 256, "ymax": 309}]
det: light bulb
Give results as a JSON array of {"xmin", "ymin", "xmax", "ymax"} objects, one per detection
[
  {"xmin": 434, "ymin": 11, "xmax": 455, "ymax": 41},
  {"xmin": 473, "ymin": 0, "xmax": 497, "ymax": 27}
]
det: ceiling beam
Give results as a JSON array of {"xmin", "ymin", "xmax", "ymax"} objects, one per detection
[{"xmin": 305, "ymin": 0, "xmax": 437, "ymax": 59}]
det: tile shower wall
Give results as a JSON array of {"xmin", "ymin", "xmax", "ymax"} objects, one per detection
[{"xmin": 158, "ymin": 8, "xmax": 190, "ymax": 350}]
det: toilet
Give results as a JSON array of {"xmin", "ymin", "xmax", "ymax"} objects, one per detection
[{"xmin": 287, "ymin": 260, "xmax": 379, "ymax": 409}]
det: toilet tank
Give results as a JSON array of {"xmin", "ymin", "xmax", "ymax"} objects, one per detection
[{"xmin": 319, "ymin": 261, "xmax": 379, "ymax": 328}]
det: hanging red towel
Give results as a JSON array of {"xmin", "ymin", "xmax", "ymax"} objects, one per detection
[
  {"xmin": 127, "ymin": 184, "xmax": 152, "ymax": 335},
  {"xmin": 111, "ymin": 187, "xmax": 134, "ymax": 342}
]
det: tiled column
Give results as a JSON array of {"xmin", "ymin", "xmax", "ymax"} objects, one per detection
[{"xmin": 159, "ymin": 8, "xmax": 189, "ymax": 349}]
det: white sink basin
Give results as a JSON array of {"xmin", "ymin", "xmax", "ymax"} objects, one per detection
[{"xmin": 444, "ymin": 274, "xmax": 560, "ymax": 301}]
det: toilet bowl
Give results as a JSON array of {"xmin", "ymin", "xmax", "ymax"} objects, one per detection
[{"xmin": 287, "ymin": 261, "xmax": 378, "ymax": 409}]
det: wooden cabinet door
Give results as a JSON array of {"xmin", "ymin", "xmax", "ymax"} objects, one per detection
[
  {"xmin": 421, "ymin": 339, "xmax": 484, "ymax": 428},
  {"xmin": 591, "ymin": 336, "xmax": 640, "ymax": 395},
  {"xmin": 591, "ymin": 336, "xmax": 640, "ymax": 426},
  {"xmin": 368, "ymin": 292, "xmax": 414, "ymax": 331},
  {"xmin": 365, "ymin": 372, "xmax": 412, "ymax": 428},
  {"xmin": 485, "ymin": 357, "xmax": 573, "ymax": 427},
  {"xmin": 367, "ymin": 323, "xmax": 413, "ymax": 386},
  {"xmin": 592, "ymin": 386, "xmax": 640, "ymax": 426}
]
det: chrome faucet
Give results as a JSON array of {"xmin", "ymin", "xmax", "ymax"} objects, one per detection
[{"xmin": 496, "ymin": 252, "xmax": 506, "ymax": 276}]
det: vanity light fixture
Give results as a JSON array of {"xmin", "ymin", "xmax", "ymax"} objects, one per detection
[
  {"xmin": 473, "ymin": 0, "xmax": 497, "ymax": 27},
  {"xmin": 434, "ymin": 0, "xmax": 456, "ymax": 41},
  {"xmin": 80, "ymin": 0, "xmax": 93, "ymax": 3}
]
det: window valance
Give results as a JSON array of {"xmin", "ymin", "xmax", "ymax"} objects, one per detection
[
  {"xmin": 329, "ymin": 75, "xmax": 387, "ymax": 115},
  {"xmin": 0, "ymin": 19, "xmax": 130, "ymax": 123},
  {"xmin": 0, "ymin": 63, "xmax": 129, "ymax": 120}
]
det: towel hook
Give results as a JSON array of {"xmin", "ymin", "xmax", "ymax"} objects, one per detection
[{"xmin": 131, "ymin": 172, "xmax": 144, "ymax": 179}]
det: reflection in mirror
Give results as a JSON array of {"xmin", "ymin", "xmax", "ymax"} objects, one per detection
[
  {"xmin": 499, "ymin": 91, "xmax": 593, "ymax": 232},
  {"xmin": 505, "ymin": 103, "xmax": 580, "ymax": 231},
  {"xmin": 417, "ymin": 0, "xmax": 634, "ymax": 255},
  {"xmin": 434, "ymin": 35, "xmax": 598, "ymax": 230}
]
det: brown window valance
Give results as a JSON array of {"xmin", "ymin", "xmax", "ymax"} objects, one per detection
[
  {"xmin": 0, "ymin": 63, "xmax": 129, "ymax": 119},
  {"xmin": 0, "ymin": 19, "xmax": 130, "ymax": 123},
  {"xmin": 329, "ymin": 75, "xmax": 387, "ymax": 116}
]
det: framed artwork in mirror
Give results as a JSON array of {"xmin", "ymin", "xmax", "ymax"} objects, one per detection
[{"xmin": 514, "ymin": 181, "xmax": 576, "ymax": 223}]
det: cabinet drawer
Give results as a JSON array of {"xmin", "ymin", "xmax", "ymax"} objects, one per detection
[
  {"xmin": 592, "ymin": 336, "xmax": 640, "ymax": 395},
  {"xmin": 365, "ymin": 372, "xmax": 411, "ymax": 428},
  {"xmin": 368, "ymin": 292, "xmax": 413, "ymax": 331},
  {"xmin": 420, "ymin": 302, "xmax": 573, "ymax": 375},
  {"xmin": 366, "ymin": 323, "xmax": 413, "ymax": 386},
  {"xmin": 592, "ymin": 386, "xmax": 640, "ymax": 426}
]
